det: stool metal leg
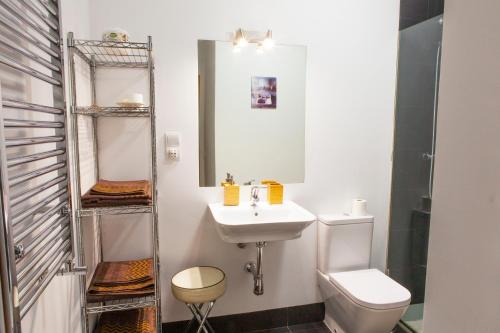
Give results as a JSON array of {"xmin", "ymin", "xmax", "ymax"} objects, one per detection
[
  {"xmin": 186, "ymin": 302, "xmax": 215, "ymax": 333},
  {"xmin": 194, "ymin": 304, "xmax": 215, "ymax": 333},
  {"xmin": 196, "ymin": 301, "xmax": 214, "ymax": 333},
  {"xmin": 186, "ymin": 304, "xmax": 207, "ymax": 333}
]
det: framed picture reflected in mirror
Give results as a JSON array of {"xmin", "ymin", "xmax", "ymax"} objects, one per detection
[{"xmin": 251, "ymin": 76, "xmax": 277, "ymax": 109}]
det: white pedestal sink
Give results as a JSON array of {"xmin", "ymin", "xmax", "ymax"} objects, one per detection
[{"xmin": 208, "ymin": 200, "xmax": 316, "ymax": 243}]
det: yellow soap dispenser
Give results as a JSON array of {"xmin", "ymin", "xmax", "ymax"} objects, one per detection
[{"xmin": 221, "ymin": 173, "xmax": 240, "ymax": 206}]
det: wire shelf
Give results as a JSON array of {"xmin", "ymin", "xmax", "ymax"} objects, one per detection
[
  {"xmin": 72, "ymin": 39, "xmax": 149, "ymax": 68},
  {"xmin": 86, "ymin": 295, "xmax": 157, "ymax": 314},
  {"xmin": 94, "ymin": 307, "xmax": 156, "ymax": 331},
  {"xmin": 68, "ymin": 33, "xmax": 162, "ymax": 333},
  {"xmin": 74, "ymin": 106, "xmax": 151, "ymax": 117},
  {"xmin": 78, "ymin": 205, "xmax": 154, "ymax": 217}
]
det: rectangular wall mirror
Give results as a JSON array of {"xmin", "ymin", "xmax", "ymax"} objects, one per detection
[{"xmin": 198, "ymin": 40, "xmax": 307, "ymax": 187}]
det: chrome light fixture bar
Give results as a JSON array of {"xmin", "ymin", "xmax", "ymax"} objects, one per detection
[{"xmin": 232, "ymin": 28, "xmax": 274, "ymax": 53}]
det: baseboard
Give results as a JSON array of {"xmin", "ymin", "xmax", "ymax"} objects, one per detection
[{"xmin": 162, "ymin": 302, "xmax": 325, "ymax": 333}]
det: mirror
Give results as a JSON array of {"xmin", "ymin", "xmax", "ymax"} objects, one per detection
[{"xmin": 198, "ymin": 40, "xmax": 306, "ymax": 187}]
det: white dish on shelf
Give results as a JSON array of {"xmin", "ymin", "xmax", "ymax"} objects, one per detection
[
  {"xmin": 117, "ymin": 94, "xmax": 144, "ymax": 108},
  {"xmin": 102, "ymin": 28, "xmax": 129, "ymax": 42},
  {"xmin": 117, "ymin": 102, "xmax": 144, "ymax": 108}
]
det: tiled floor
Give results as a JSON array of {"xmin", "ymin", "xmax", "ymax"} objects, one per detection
[
  {"xmin": 401, "ymin": 303, "xmax": 423, "ymax": 332},
  {"xmin": 251, "ymin": 322, "xmax": 331, "ymax": 333}
]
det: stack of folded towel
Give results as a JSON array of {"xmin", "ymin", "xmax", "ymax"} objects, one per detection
[
  {"xmin": 81, "ymin": 179, "xmax": 152, "ymax": 208},
  {"xmin": 96, "ymin": 307, "xmax": 156, "ymax": 333},
  {"xmin": 87, "ymin": 258, "xmax": 155, "ymax": 302}
]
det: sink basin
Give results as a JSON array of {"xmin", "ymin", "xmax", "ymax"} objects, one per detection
[{"xmin": 208, "ymin": 201, "xmax": 316, "ymax": 243}]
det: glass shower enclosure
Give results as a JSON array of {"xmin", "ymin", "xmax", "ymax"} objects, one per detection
[{"xmin": 387, "ymin": 15, "xmax": 443, "ymax": 333}]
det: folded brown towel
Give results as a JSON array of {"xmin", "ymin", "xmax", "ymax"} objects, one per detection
[
  {"xmin": 89, "ymin": 279, "xmax": 154, "ymax": 293},
  {"xmin": 87, "ymin": 259, "xmax": 155, "ymax": 302},
  {"xmin": 81, "ymin": 198, "xmax": 152, "ymax": 208},
  {"xmin": 95, "ymin": 307, "xmax": 156, "ymax": 333},
  {"xmin": 92, "ymin": 259, "xmax": 153, "ymax": 286},
  {"xmin": 90, "ymin": 179, "xmax": 150, "ymax": 195},
  {"xmin": 81, "ymin": 180, "xmax": 152, "ymax": 208}
]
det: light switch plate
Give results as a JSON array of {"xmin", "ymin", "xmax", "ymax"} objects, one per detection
[{"xmin": 165, "ymin": 132, "xmax": 180, "ymax": 161}]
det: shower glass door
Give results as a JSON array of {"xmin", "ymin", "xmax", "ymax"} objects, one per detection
[{"xmin": 387, "ymin": 15, "xmax": 443, "ymax": 333}]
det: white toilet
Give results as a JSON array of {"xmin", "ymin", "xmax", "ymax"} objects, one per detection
[{"xmin": 317, "ymin": 214, "xmax": 411, "ymax": 333}]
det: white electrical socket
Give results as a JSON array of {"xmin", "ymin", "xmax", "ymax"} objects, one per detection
[
  {"xmin": 165, "ymin": 132, "xmax": 180, "ymax": 161},
  {"xmin": 167, "ymin": 147, "xmax": 180, "ymax": 161}
]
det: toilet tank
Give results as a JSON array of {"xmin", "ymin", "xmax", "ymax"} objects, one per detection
[{"xmin": 317, "ymin": 214, "xmax": 374, "ymax": 274}]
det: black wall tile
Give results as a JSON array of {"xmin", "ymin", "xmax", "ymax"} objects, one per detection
[
  {"xmin": 163, "ymin": 303, "xmax": 324, "ymax": 333},
  {"xmin": 388, "ymin": 227, "xmax": 413, "ymax": 269},
  {"xmin": 231, "ymin": 308, "xmax": 287, "ymax": 332},
  {"xmin": 411, "ymin": 210, "xmax": 430, "ymax": 267},
  {"xmin": 287, "ymin": 303, "xmax": 325, "ymax": 326},
  {"xmin": 400, "ymin": 0, "xmax": 444, "ymax": 30},
  {"xmin": 429, "ymin": 0, "xmax": 444, "ymax": 17},
  {"xmin": 412, "ymin": 265, "xmax": 427, "ymax": 303},
  {"xmin": 400, "ymin": 0, "xmax": 429, "ymax": 28},
  {"xmin": 400, "ymin": 16, "xmax": 422, "ymax": 31}
]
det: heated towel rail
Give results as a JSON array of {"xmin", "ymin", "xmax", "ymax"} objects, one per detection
[{"xmin": 0, "ymin": 1, "xmax": 74, "ymax": 332}]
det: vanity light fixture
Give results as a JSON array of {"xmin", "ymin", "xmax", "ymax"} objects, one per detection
[{"xmin": 232, "ymin": 28, "xmax": 274, "ymax": 53}]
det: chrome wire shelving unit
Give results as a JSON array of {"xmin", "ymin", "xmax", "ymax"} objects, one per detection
[
  {"xmin": 67, "ymin": 33, "xmax": 161, "ymax": 332},
  {"xmin": 74, "ymin": 106, "xmax": 151, "ymax": 117},
  {"xmin": 0, "ymin": 1, "xmax": 73, "ymax": 332},
  {"xmin": 78, "ymin": 205, "xmax": 154, "ymax": 218}
]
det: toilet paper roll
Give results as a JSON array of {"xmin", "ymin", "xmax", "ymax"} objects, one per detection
[{"xmin": 351, "ymin": 199, "xmax": 368, "ymax": 216}]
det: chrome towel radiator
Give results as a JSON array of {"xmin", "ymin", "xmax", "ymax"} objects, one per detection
[{"xmin": 0, "ymin": 1, "xmax": 74, "ymax": 332}]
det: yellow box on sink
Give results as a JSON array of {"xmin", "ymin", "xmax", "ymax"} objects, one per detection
[
  {"xmin": 261, "ymin": 180, "xmax": 283, "ymax": 205},
  {"xmin": 221, "ymin": 182, "xmax": 240, "ymax": 206}
]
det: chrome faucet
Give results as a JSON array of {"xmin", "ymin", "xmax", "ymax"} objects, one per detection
[
  {"xmin": 250, "ymin": 185, "xmax": 266, "ymax": 207},
  {"xmin": 243, "ymin": 179, "xmax": 255, "ymax": 186}
]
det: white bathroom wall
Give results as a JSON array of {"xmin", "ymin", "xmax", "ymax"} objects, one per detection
[
  {"xmin": 87, "ymin": 0, "xmax": 400, "ymax": 322},
  {"xmin": 423, "ymin": 1, "xmax": 500, "ymax": 332},
  {"xmin": 20, "ymin": 1, "xmax": 91, "ymax": 332},
  {"xmin": 213, "ymin": 42, "xmax": 306, "ymax": 184}
]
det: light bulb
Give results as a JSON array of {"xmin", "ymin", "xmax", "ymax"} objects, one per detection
[
  {"xmin": 237, "ymin": 37, "xmax": 247, "ymax": 47},
  {"xmin": 263, "ymin": 30, "xmax": 274, "ymax": 49},
  {"xmin": 235, "ymin": 28, "xmax": 248, "ymax": 48}
]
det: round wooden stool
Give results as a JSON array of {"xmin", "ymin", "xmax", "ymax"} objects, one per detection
[{"xmin": 171, "ymin": 266, "xmax": 226, "ymax": 333}]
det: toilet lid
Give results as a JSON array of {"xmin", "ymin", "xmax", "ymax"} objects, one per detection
[{"xmin": 329, "ymin": 269, "xmax": 411, "ymax": 310}]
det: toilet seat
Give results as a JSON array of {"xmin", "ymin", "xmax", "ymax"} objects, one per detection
[{"xmin": 328, "ymin": 269, "xmax": 411, "ymax": 310}]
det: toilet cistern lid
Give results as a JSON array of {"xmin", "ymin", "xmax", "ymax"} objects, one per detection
[
  {"xmin": 329, "ymin": 269, "xmax": 411, "ymax": 310},
  {"xmin": 318, "ymin": 214, "xmax": 373, "ymax": 226}
]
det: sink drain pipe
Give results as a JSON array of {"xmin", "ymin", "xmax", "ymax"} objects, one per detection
[{"xmin": 244, "ymin": 242, "xmax": 266, "ymax": 295}]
